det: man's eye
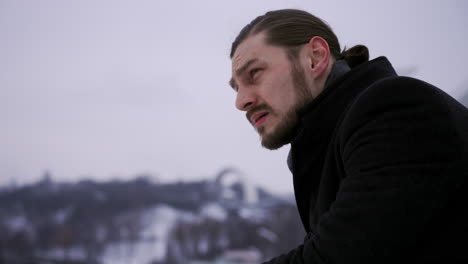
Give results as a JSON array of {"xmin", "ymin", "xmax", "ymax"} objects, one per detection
[{"xmin": 250, "ymin": 68, "xmax": 262, "ymax": 79}]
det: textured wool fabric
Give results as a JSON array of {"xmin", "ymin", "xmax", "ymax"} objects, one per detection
[{"xmin": 265, "ymin": 57, "xmax": 468, "ymax": 263}]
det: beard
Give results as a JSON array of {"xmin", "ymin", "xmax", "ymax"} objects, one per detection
[{"xmin": 254, "ymin": 61, "xmax": 314, "ymax": 150}]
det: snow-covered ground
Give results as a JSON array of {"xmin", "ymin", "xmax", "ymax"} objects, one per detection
[{"xmin": 100, "ymin": 205, "xmax": 187, "ymax": 264}]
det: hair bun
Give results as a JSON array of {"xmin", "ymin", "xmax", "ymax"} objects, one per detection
[{"xmin": 339, "ymin": 45, "xmax": 369, "ymax": 68}]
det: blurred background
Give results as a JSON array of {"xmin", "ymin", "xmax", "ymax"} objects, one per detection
[{"xmin": 1, "ymin": 0, "xmax": 467, "ymax": 263}]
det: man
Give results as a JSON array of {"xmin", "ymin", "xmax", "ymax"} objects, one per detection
[{"xmin": 229, "ymin": 9, "xmax": 468, "ymax": 263}]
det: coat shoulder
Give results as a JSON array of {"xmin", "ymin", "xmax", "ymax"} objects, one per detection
[
  {"xmin": 337, "ymin": 75, "xmax": 468, "ymax": 159},
  {"xmin": 352, "ymin": 76, "xmax": 452, "ymax": 110},
  {"xmin": 341, "ymin": 75, "xmax": 464, "ymax": 129}
]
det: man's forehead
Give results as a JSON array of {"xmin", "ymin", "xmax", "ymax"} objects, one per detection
[{"xmin": 231, "ymin": 33, "xmax": 268, "ymax": 72}]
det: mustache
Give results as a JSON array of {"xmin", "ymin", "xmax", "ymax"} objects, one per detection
[{"xmin": 246, "ymin": 104, "xmax": 273, "ymax": 124}]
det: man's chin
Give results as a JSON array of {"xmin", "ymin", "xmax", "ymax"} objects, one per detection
[
  {"xmin": 259, "ymin": 130, "xmax": 290, "ymax": 150},
  {"xmin": 261, "ymin": 139, "xmax": 287, "ymax": 150},
  {"xmin": 258, "ymin": 118, "xmax": 298, "ymax": 150}
]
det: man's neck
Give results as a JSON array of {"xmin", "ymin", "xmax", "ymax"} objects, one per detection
[{"xmin": 324, "ymin": 60, "xmax": 351, "ymax": 89}]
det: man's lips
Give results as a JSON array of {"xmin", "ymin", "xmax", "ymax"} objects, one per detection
[
  {"xmin": 246, "ymin": 105, "xmax": 272, "ymax": 128},
  {"xmin": 250, "ymin": 111, "xmax": 269, "ymax": 127}
]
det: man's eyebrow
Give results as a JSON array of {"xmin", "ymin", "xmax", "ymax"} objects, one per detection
[{"xmin": 229, "ymin": 58, "xmax": 259, "ymax": 89}]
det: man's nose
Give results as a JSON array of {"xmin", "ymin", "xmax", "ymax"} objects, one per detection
[{"xmin": 235, "ymin": 87, "xmax": 257, "ymax": 111}]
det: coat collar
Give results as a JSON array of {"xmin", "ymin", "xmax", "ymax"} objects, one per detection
[
  {"xmin": 288, "ymin": 56, "xmax": 397, "ymax": 231},
  {"xmin": 295, "ymin": 56, "xmax": 397, "ymax": 141},
  {"xmin": 287, "ymin": 59, "xmax": 350, "ymax": 172}
]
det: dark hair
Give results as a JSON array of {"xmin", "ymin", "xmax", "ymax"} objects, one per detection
[{"xmin": 230, "ymin": 9, "xmax": 369, "ymax": 68}]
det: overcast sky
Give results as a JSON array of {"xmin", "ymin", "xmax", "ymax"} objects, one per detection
[{"xmin": 2, "ymin": 0, "xmax": 467, "ymax": 194}]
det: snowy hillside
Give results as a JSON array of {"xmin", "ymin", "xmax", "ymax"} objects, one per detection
[{"xmin": 0, "ymin": 168, "xmax": 303, "ymax": 264}]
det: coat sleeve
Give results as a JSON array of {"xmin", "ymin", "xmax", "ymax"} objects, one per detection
[{"xmin": 262, "ymin": 77, "xmax": 466, "ymax": 263}]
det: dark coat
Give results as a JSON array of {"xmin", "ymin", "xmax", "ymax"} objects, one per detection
[{"xmin": 264, "ymin": 57, "xmax": 468, "ymax": 263}]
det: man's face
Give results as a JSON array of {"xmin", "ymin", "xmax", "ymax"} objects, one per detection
[{"xmin": 230, "ymin": 33, "xmax": 314, "ymax": 149}]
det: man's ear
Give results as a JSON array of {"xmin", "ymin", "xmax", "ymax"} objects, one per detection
[{"xmin": 305, "ymin": 36, "xmax": 331, "ymax": 79}]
